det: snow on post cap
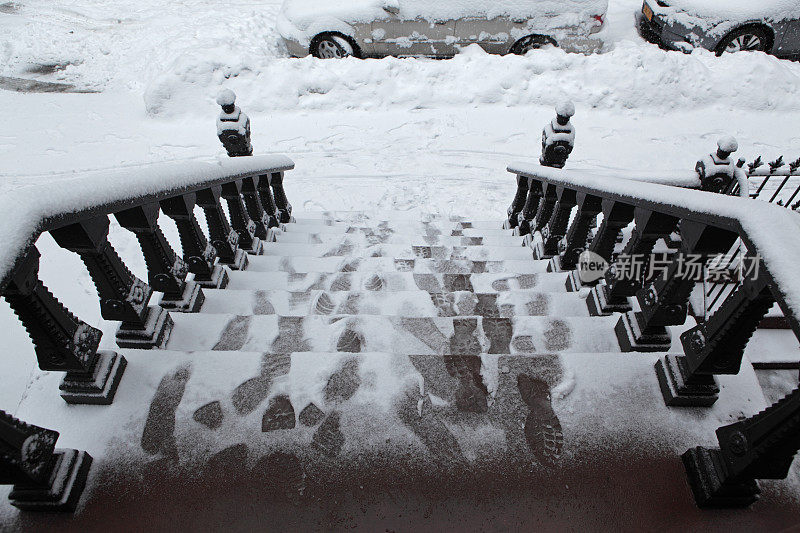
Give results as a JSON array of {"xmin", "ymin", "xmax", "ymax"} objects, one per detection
[
  {"xmin": 556, "ymin": 101, "xmax": 576, "ymax": 118},
  {"xmin": 216, "ymin": 89, "xmax": 237, "ymax": 106},
  {"xmin": 717, "ymin": 136, "xmax": 738, "ymax": 153}
]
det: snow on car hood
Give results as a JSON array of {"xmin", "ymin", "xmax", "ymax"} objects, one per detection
[
  {"xmin": 278, "ymin": 0, "xmax": 608, "ymax": 45},
  {"xmin": 658, "ymin": 0, "xmax": 800, "ymax": 30}
]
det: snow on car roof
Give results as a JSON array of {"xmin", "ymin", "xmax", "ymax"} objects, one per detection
[
  {"xmin": 663, "ymin": 0, "xmax": 800, "ymax": 22},
  {"xmin": 280, "ymin": 0, "xmax": 608, "ymax": 25}
]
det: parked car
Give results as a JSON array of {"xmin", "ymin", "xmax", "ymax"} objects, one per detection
[
  {"xmin": 637, "ymin": 0, "xmax": 800, "ymax": 58},
  {"xmin": 277, "ymin": 0, "xmax": 607, "ymax": 59}
]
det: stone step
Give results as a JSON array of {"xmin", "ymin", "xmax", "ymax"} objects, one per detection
[
  {"xmin": 274, "ymin": 231, "xmax": 523, "ymax": 247},
  {"xmin": 243, "ymin": 256, "xmax": 546, "ymax": 274},
  {"xmin": 282, "ymin": 223, "xmax": 514, "ymax": 237},
  {"xmin": 165, "ymin": 314, "xmax": 622, "ymax": 354},
  {"xmin": 223, "ymin": 271, "xmax": 569, "ymax": 293},
  {"xmin": 258, "ymin": 242, "xmax": 533, "ymax": 260},
  {"xmin": 14, "ymin": 349, "xmax": 770, "ymax": 532},
  {"xmin": 293, "ymin": 215, "xmax": 502, "ymax": 229},
  {"xmin": 200, "ymin": 289, "xmax": 590, "ymax": 318}
]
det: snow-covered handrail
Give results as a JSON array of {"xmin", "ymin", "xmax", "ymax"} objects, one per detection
[
  {"xmin": 506, "ymin": 161, "xmax": 800, "ymax": 508},
  {"xmin": 0, "ymin": 154, "xmax": 295, "ymax": 406}
]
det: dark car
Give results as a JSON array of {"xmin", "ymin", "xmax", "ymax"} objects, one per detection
[{"xmin": 637, "ymin": 0, "xmax": 800, "ymax": 58}]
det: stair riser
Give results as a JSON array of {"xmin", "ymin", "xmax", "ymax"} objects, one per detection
[
  {"xmin": 224, "ymin": 272, "xmax": 571, "ymax": 293},
  {"xmin": 165, "ymin": 315, "xmax": 621, "ymax": 354},
  {"xmin": 199, "ymin": 290, "xmax": 591, "ymax": 318},
  {"xmin": 243, "ymin": 256, "xmax": 546, "ymax": 274},
  {"xmin": 259, "ymin": 243, "xmax": 533, "ymax": 260}
]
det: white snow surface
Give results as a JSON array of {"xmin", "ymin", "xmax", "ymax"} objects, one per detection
[{"xmin": 664, "ymin": 0, "xmax": 800, "ymax": 22}]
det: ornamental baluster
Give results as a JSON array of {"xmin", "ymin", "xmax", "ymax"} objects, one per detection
[
  {"xmin": 536, "ymin": 187, "xmax": 577, "ymax": 260},
  {"xmin": 160, "ymin": 193, "xmax": 229, "ymax": 289},
  {"xmin": 1, "ymin": 411, "xmax": 93, "ymax": 512},
  {"xmin": 221, "ymin": 180, "xmax": 262, "ymax": 255},
  {"xmin": 505, "ymin": 174, "xmax": 530, "ymax": 229},
  {"xmin": 615, "ymin": 220, "xmax": 738, "ymax": 352},
  {"xmin": 532, "ymin": 183, "xmax": 557, "ymax": 234},
  {"xmin": 683, "ymin": 386, "xmax": 800, "ymax": 508},
  {"xmin": 550, "ymin": 192, "xmax": 602, "ymax": 273},
  {"xmin": 269, "ymin": 171, "xmax": 293, "ymax": 224},
  {"xmin": 257, "ymin": 173, "xmax": 281, "ymax": 232},
  {"xmin": 516, "ymin": 180, "xmax": 543, "ymax": 237},
  {"xmin": 656, "ymin": 271, "xmax": 774, "ymax": 406},
  {"xmin": 241, "ymin": 176, "xmax": 272, "ymax": 241},
  {"xmin": 196, "ymin": 186, "xmax": 248, "ymax": 271},
  {"xmin": 566, "ymin": 199, "xmax": 635, "ymax": 292},
  {"xmin": 114, "ymin": 202, "xmax": 204, "ymax": 313},
  {"xmin": 49, "ymin": 216, "xmax": 173, "ymax": 349},
  {"xmin": 587, "ymin": 209, "xmax": 678, "ymax": 315},
  {"xmin": 1, "ymin": 247, "xmax": 126, "ymax": 404}
]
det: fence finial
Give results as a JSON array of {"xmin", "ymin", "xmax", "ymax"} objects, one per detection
[
  {"xmin": 216, "ymin": 89, "xmax": 253, "ymax": 157},
  {"xmin": 539, "ymin": 101, "xmax": 576, "ymax": 169}
]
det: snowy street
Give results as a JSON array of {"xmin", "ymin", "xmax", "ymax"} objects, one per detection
[{"xmin": 1, "ymin": 0, "xmax": 800, "ymax": 528}]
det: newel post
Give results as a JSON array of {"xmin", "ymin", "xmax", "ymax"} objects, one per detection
[
  {"xmin": 1, "ymin": 247, "xmax": 126, "ymax": 404},
  {"xmin": 114, "ymin": 202, "xmax": 205, "ymax": 313},
  {"xmin": 160, "ymin": 193, "xmax": 229, "ymax": 289},
  {"xmin": 50, "ymin": 216, "xmax": 173, "ymax": 349},
  {"xmin": 1, "ymin": 411, "xmax": 93, "ymax": 512},
  {"xmin": 196, "ymin": 186, "xmax": 248, "ymax": 271}
]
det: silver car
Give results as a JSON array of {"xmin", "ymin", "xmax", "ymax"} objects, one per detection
[
  {"xmin": 638, "ymin": 0, "xmax": 800, "ymax": 58},
  {"xmin": 277, "ymin": 0, "xmax": 607, "ymax": 59}
]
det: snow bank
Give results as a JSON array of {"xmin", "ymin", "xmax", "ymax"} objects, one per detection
[
  {"xmin": 143, "ymin": 41, "xmax": 800, "ymax": 116},
  {"xmin": 0, "ymin": 155, "xmax": 294, "ymax": 285}
]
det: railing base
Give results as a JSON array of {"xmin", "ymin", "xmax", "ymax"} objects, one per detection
[
  {"xmin": 615, "ymin": 311, "xmax": 672, "ymax": 352},
  {"xmin": 655, "ymin": 354, "xmax": 719, "ymax": 407},
  {"xmin": 682, "ymin": 447, "xmax": 760, "ymax": 508},
  {"xmin": 565, "ymin": 270, "xmax": 597, "ymax": 293},
  {"xmin": 116, "ymin": 306, "xmax": 173, "ymax": 349},
  {"xmin": 266, "ymin": 227, "xmax": 282, "ymax": 243},
  {"xmin": 59, "ymin": 351, "xmax": 127, "ymax": 405},
  {"xmin": 8, "ymin": 449, "xmax": 93, "ymax": 512},
  {"xmin": 243, "ymin": 237, "xmax": 263, "ymax": 256},
  {"xmin": 194, "ymin": 265, "xmax": 229, "ymax": 290},
  {"xmin": 586, "ymin": 284, "xmax": 631, "ymax": 316},
  {"xmin": 159, "ymin": 280, "xmax": 205, "ymax": 313},
  {"xmin": 220, "ymin": 249, "xmax": 249, "ymax": 271},
  {"xmin": 546, "ymin": 255, "xmax": 562, "ymax": 273}
]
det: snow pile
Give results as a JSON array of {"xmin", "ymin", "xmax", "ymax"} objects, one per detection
[
  {"xmin": 143, "ymin": 40, "xmax": 800, "ymax": 116},
  {"xmin": 664, "ymin": 0, "xmax": 800, "ymax": 23}
]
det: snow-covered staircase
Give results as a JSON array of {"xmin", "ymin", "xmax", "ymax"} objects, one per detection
[{"xmin": 5, "ymin": 209, "xmax": 778, "ymax": 530}]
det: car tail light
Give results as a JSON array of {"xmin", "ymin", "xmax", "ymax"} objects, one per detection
[{"xmin": 593, "ymin": 14, "xmax": 604, "ymax": 24}]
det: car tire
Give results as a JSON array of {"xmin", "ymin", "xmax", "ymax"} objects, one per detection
[
  {"xmin": 311, "ymin": 33, "xmax": 355, "ymax": 59},
  {"xmin": 715, "ymin": 26, "xmax": 770, "ymax": 56},
  {"xmin": 510, "ymin": 35, "xmax": 556, "ymax": 55}
]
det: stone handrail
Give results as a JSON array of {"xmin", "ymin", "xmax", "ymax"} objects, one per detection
[{"xmin": 507, "ymin": 161, "xmax": 800, "ymax": 508}]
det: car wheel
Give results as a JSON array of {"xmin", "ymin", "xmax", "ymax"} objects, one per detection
[
  {"xmin": 312, "ymin": 34, "xmax": 355, "ymax": 59},
  {"xmin": 510, "ymin": 35, "xmax": 556, "ymax": 55},
  {"xmin": 716, "ymin": 26, "xmax": 769, "ymax": 55}
]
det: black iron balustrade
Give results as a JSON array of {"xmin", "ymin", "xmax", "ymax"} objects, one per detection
[
  {"xmin": 0, "ymin": 156, "xmax": 294, "ymax": 406},
  {"xmin": 507, "ymin": 162, "xmax": 800, "ymax": 508},
  {"xmin": 0, "ymin": 410, "xmax": 92, "ymax": 512}
]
